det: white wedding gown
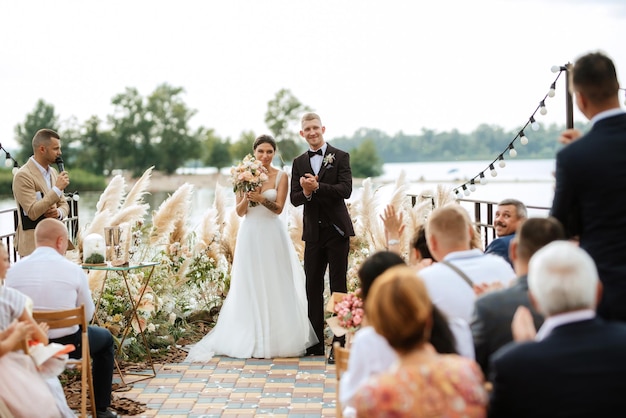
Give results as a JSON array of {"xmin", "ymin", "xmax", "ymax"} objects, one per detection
[{"xmin": 185, "ymin": 171, "xmax": 318, "ymax": 361}]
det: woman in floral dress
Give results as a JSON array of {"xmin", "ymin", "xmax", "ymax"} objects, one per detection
[{"xmin": 354, "ymin": 265, "xmax": 488, "ymax": 417}]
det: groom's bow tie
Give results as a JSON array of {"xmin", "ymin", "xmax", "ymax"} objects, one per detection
[{"xmin": 308, "ymin": 149, "xmax": 323, "ymax": 158}]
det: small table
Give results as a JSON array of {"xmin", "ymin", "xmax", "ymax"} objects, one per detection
[{"xmin": 82, "ymin": 262, "xmax": 159, "ymax": 384}]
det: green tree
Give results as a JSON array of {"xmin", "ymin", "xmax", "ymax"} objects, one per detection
[
  {"xmin": 350, "ymin": 139, "xmax": 383, "ymax": 178},
  {"xmin": 202, "ymin": 129, "xmax": 232, "ymax": 171},
  {"xmin": 14, "ymin": 99, "xmax": 59, "ymax": 164},
  {"xmin": 230, "ymin": 130, "xmax": 256, "ymax": 161},
  {"xmin": 73, "ymin": 116, "xmax": 114, "ymax": 175},
  {"xmin": 264, "ymin": 89, "xmax": 310, "ymax": 165},
  {"xmin": 108, "ymin": 87, "xmax": 153, "ymax": 175},
  {"xmin": 108, "ymin": 84, "xmax": 200, "ymax": 176},
  {"xmin": 147, "ymin": 84, "xmax": 200, "ymax": 174}
]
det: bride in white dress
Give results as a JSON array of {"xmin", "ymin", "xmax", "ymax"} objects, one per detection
[{"xmin": 186, "ymin": 135, "xmax": 318, "ymax": 362}]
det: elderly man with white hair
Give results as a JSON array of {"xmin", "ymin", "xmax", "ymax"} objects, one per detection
[{"xmin": 488, "ymin": 241, "xmax": 626, "ymax": 418}]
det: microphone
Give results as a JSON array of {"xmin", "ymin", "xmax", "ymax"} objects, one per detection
[{"xmin": 55, "ymin": 156, "xmax": 65, "ymax": 173}]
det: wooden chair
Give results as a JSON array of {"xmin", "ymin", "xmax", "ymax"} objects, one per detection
[
  {"xmin": 33, "ymin": 305, "xmax": 97, "ymax": 418},
  {"xmin": 333, "ymin": 341, "xmax": 351, "ymax": 418}
]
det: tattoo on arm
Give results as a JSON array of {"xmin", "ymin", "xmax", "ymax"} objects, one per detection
[{"xmin": 263, "ymin": 199, "xmax": 278, "ymax": 212}]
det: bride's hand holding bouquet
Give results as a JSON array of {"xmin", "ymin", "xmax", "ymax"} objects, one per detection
[{"xmin": 230, "ymin": 154, "xmax": 269, "ymax": 207}]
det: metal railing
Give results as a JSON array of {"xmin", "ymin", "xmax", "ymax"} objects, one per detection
[{"xmin": 1, "ymin": 197, "xmax": 79, "ymax": 263}]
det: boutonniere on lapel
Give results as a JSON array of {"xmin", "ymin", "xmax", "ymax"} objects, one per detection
[{"xmin": 323, "ymin": 153, "xmax": 335, "ymax": 167}]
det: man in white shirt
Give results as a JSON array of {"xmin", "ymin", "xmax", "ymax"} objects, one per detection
[
  {"xmin": 488, "ymin": 241, "xmax": 626, "ymax": 418},
  {"xmin": 6, "ymin": 218, "xmax": 117, "ymax": 418},
  {"xmin": 419, "ymin": 204, "xmax": 516, "ymax": 358}
]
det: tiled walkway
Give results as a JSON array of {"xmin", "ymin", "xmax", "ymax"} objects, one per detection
[{"xmin": 115, "ymin": 355, "xmax": 338, "ymax": 418}]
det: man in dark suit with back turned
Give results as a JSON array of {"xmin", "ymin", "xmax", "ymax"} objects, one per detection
[
  {"xmin": 488, "ymin": 241, "xmax": 626, "ymax": 418},
  {"xmin": 551, "ymin": 51, "xmax": 626, "ymax": 321},
  {"xmin": 290, "ymin": 112, "xmax": 354, "ymax": 363}
]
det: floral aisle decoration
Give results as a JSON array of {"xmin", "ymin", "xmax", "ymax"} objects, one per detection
[
  {"xmin": 230, "ymin": 154, "xmax": 268, "ymax": 206},
  {"xmin": 185, "ymin": 247, "xmax": 231, "ymax": 313},
  {"xmin": 83, "ymin": 172, "xmax": 234, "ymax": 361}
]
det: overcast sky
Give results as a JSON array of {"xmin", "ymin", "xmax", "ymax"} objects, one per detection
[{"xmin": 1, "ymin": 0, "xmax": 624, "ymax": 153}]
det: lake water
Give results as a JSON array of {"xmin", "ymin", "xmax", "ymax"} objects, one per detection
[{"xmin": 0, "ymin": 159, "xmax": 556, "ymax": 236}]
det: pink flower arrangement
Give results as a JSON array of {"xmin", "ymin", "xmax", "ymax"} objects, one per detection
[
  {"xmin": 334, "ymin": 289, "xmax": 364, "ymax": 332},
  {"xmin": 230, "ymin": 154, "xmax": 269, "ymax": 206}
]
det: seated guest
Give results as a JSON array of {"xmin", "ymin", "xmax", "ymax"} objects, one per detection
[
  {"xmin": 354, "ymin": 266, "xmax": 487, "ymax": 417},
  {"xmin": 0, "ymin": 320, "xmax": 62, "ymax": 418},
  {"xmin": 339, "ymin": 251, "xmax": 456, "ymax": 416},
  {"xmin": 484, "ymin": 199, "xmax": 527, "ymax": 266},
  {"xmin": 5, "ymin": 219, "xmax": 118, "ymax": 418},
  {"xmin": 1, "ymin": 242, "xmax": 76, "ymax": 418},
  {"xmin": 471, "ymin": 217, "xmax": 565, "ymax": 377},
  {"xmin": 0, "ymin": 241, "xmax": 71, "ymax": 418},
  {"xmin": 488, "ymin": 241, "xmax": 626, "ymax": 418},
  {"xmin": 419, "ymin": 204, "xmax": 515, "ymax": 358}
]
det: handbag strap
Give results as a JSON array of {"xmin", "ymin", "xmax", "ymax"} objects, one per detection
[{"xmin": 440, "ymin": 260, "xmax": 474, "ymax": 289}]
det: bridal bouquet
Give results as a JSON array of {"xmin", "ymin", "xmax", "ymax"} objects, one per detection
[{"xmin": 230, "ymin": 154, "xmax": 269, "ymax": 206}]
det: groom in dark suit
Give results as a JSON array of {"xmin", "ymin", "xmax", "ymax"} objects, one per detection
[
  {"xmin": 290, "ymin": 112, "xmax": 354, "ymax": 363},
  {"xmin": 550, "ymin": 51, "xmax": 626, "ymax": 321}
]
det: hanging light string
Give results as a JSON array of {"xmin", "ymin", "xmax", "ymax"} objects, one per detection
[
  {"xmin": 0, "ymin": 143, "xmax": 19, "ymax": 175},
  {"xmin": 452, "ymin": 66, "xmax": 566, "ymax": 199}
]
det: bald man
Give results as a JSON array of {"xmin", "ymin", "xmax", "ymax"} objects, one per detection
[{"xmin": 6, "ymin": 219, "xmax": 118, "ymax": 418}]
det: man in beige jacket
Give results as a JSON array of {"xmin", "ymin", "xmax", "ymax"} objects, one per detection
[{"xmin": 12, "ymin": 128, "xmax": 70, "ymax": 257}]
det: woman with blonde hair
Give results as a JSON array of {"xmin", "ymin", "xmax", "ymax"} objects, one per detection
[{"xmin": 354, "ymin": 265, "xmax": 488, "ymax": 417}]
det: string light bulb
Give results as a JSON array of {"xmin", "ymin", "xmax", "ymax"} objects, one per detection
[
  {"xmin": 479, "ymin": 172, "xmax": 487, "ymax": 185},
  {"xmin": 462, "ymin": 185, "xmax": 470, "ymax": 196},
  {"xmin": 530, "ymin": 116, "xmax": 540, "ymax": 131},
  {"xmin": 12, "ymin": 161, "xmax": 19, "ymax": 175},
  {"xmin": 509, "ymin": 144, "xmax": 517, "ymax": 158},
  {"xmin": 490, "ymin": 164, "xmax": 498, "ymax": 177},
  {"xmin": 469, "ymin": 179, "xmax": 476, "ymax": 192},
  {"xmin": 520, "ymin": 131, "xmax": 528, "ymax": 145},
  {"xmin": 4, "ymin": 152, "xmax": 12, "ymax": 168},
  {"xmin": 548, "ymin": 82, "xmax": 556, "ymax": 98},
  {"xmin": 551, "ymin": 65, "xmax": 562, "ymax": 73},
  {"xmin": 498, "ymin": 155, "xmax": 506, "ymax": 168},
  {"xmin": 455, "ymin": 189, "xmax": 464, "ymax": 199},
  {"xmin": 539, "ymin": 100, "xmax": 547, "ymax": 115}
]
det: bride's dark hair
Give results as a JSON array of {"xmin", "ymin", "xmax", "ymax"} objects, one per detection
[{"xmin": 253, "ymin": 134, "xmax": 277, "ymax": 151}]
